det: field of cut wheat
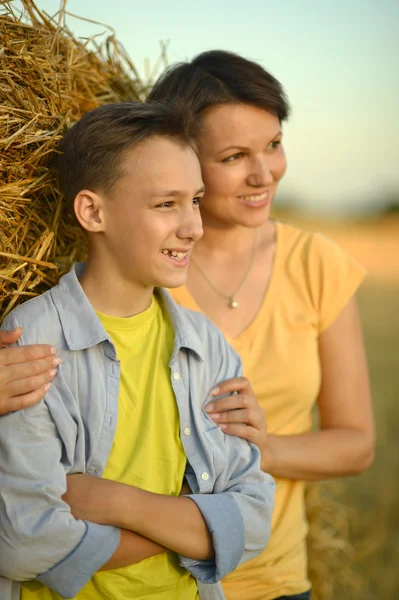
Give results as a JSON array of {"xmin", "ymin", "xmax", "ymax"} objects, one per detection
[{"xmin": 280, "ymin": 212, "xmax": 399, "ymax": 599}]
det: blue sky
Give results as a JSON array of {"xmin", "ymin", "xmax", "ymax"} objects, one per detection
[{"xmin": 15, "ymin": 0, "xmax": 399, "ymax": 215}]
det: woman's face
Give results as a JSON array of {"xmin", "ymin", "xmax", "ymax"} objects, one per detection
[{"xmin": 198, "ymin": 103, "xmax": 287, "ymax": 228}]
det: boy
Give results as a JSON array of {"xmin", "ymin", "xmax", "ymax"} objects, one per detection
[{"xmin": 0, "ymin": 102, "xmax": 275, "ymax": 600}]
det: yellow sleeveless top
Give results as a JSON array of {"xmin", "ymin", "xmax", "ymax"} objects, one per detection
[{"xmin": 169, "ymin": 222, "xmax": 366, "ymax": 600}]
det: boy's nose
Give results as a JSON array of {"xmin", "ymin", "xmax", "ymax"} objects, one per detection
[{"xmin": 178, "ymin": 212, "xmax": 203, "ymax": 243}]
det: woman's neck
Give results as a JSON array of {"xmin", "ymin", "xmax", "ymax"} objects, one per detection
[{"xmin": 194, "ymin": 219, "xmax": 274, "ymax": 261}]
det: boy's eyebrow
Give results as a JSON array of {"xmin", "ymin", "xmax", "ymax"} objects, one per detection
[{"xmin": 152, "ymin": 185, "xmax": 205, "ymax": 197}]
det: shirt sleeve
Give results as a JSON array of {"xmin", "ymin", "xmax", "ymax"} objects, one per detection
[
  {"xmin": 307, "ymin": 233, "xmax": 367, "ymax": 333},
  {"xmin": 0, "ymin": 314, "xmax": 121, "ymax": 598},
  {"xmin": 180, "ymin": 324, "xmax": 275, "ymax": 583}
]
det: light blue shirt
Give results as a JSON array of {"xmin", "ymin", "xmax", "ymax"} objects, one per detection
[{"xmin": 0, "ymin": 264, "xmax": 275, "ymax": 600}]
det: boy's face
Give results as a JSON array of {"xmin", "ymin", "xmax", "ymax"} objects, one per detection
[{"xmin": 98, "ymin": 136, "xmax": 204, "ymax": 289}]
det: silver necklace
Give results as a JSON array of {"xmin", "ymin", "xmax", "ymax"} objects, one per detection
[{"xmin": 190, "ymin": 233, "xmax": 258, "ymax": 309}]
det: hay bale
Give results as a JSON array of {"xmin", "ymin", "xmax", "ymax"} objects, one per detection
[{"xmin": 0, "ymin": 0, "xmax": 144, "ymax": 321}]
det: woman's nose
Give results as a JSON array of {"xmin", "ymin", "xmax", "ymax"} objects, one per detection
[{"xmin": 247, "ymin": 156, "xmax": 274, "ymax": 187}]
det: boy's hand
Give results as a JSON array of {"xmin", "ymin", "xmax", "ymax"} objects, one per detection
[
  {"xmin": 0, "ymin": 328, "xmax": 60, "ymax": 415},
  {"xmin": 205, "ymin": 377, "xmax": 268, "ymax": 448},
  {"xmin": 179, "ymin": 479, "xmax": 192, "ymax": 496}
]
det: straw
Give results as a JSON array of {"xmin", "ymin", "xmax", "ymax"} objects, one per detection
[{"xmin": 0, "ymin": 0, "xmax": 145, "ymax": 320}]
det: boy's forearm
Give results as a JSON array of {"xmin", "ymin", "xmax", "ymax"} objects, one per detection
[
  {"xmin": 100, "ymin": 529, "xmax": 165, "ymax": 570},
  {"xmin": 115, "ymin": 486, "xmax": 214, "ymax": 561},
  {"xmin": 64, "ymin": 475, "xmax": 214, "ymax": 561}
]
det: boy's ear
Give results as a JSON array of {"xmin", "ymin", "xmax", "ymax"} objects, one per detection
[{"xmin": 74, "ymin": 190, "xmax": 106, "ymax": 232}]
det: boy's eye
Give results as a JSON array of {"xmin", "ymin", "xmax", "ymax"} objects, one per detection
[
  {"xmin": 156, "ymin": 201, "xmax": 173, "ymax": 208},
  {"xmin": 193, "ymin": 196, "xmax": 203, "ymax": 206},
  {"xmin": 222, "ymin": 152, "xmax": 245, "ymax": 163}
]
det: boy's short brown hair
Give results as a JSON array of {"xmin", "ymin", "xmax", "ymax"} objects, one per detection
[{"xmin": 57, "ymin": 101, "xmax": 198, "ymax": 214}]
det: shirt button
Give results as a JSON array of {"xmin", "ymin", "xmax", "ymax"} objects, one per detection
[
  {"xmin": 201, "ymin": 472, "xmax": 209, "ymax": 481},
  {"xmin": 173, "ymin": 372, "xmax": 180, "ymax": 381},
  {"xmin": 183, "ymin": 427, "xmax": 191, "ymax": 436}
]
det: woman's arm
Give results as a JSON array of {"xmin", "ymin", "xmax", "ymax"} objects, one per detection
[
  {"xmin": 206, "ymin": 297, "xmax": 375, "ymax": 481},
  {"xmin": 0, "ymin": 328, "xmax": 58, "ymax": 415}
]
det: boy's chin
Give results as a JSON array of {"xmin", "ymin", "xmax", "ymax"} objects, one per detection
[{"xmin": 157, "ymin": 273, "xmax": 188, "ymax": 290}]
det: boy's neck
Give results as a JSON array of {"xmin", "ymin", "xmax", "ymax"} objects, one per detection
[{"xmin": 79, "ymin": 256, "xmax": 154, "ymax": 318}]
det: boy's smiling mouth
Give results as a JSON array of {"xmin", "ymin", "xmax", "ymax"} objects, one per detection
[{"xmin": 161, "ymin": 248, "xmax": 190, "ymax": 266}]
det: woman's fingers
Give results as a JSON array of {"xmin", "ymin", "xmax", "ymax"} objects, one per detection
[
  {"xmin": 205, "ymin": 376, "xmax": 267, "ymax": 447},
  {"xmin": 210, "ymin": 406, "xmax": 261, "ymax": 427},
  {"xmin": 1, "ymin": 343, "xmax": 56, "ymax": 367},
  {"xmin": 5, "ymin": 365, "xmax": 59, "ymax": 397},
  {"xmin": 0, "ymin": 328, "xmax": 23, "ymax": 348},
  {"xmin": 0, "ymin": 384, "xmax": 51, "ymax": 415},
  {"xmin": 210, "ymin": 376, "xmax": 254, "ymax": 398},
  {"xmin": 206, "ymin": 392, "xmax": 254, "ymax": 414},
  {"xmin": 218, "ymin": 423, "xmax": 261, "ymax": 444},
  {"xmin": 0, "ymin": 335, "xmax": 60, "ymax": 415}
]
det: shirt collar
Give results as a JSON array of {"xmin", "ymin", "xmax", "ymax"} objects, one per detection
[
  {"xmin": 158, "ymin": 288, "xmax": 204, "ymax": 362},
  {"xmin": 50, "ymin": 263, "xmax": 205, "ymax": 361}
]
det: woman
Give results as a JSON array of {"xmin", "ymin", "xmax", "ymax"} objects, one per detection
[
  {"xmin": 0, "ymin": 51, "xmax": 374, "ymax": 600},
  {"xmin": 148, "ymin": 51, "xmax": 375, "ymax": 600}
]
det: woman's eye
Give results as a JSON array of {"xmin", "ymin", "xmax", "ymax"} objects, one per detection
[
  {"xmin": 223, "ymin": 152, "xmax": 245, "ymax": 163},
  {"xmin": 193, "ymin": 196, "xmax": 203, "ymax": 206},
  {"xmin": 156, "ymin": 201, "xmax": 173, "ymax": 208},
  {"xmin": 267, "ymin": 140, "xmax": 281, "ymax": 150}
]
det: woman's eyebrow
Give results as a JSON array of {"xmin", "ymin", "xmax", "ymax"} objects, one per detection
[
  {"xmin": 216, "ymin": 145, "xmax": 249, "ymax": 155},
  {"xmin": 216, "ymin": 132, "xmax": 283, "ymax": 156}
]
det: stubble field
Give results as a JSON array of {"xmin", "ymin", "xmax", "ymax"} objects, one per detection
[{"xmin": 283, "ymin": 213, "xmax": 399, "ymax": 599}]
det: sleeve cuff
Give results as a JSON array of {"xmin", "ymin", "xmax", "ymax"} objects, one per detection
[
  {"xmin": 37, "ymin": 522, "xmax": 120, "ymax": 597},
  {"xmin": 179, "ymin": 494, "xmax": 244, "ymax": 583}
]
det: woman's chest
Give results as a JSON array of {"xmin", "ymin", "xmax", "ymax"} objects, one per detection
[{"xmin": 234, "ymin": 299, "xmax": 321, "ymax": 433}]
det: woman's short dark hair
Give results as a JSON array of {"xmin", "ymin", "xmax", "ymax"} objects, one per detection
[
  {"xmin": 148, "ymin": 50, "xmax": 290, "ymax": 122},
  {"xmin": 57, "ymin": 101, "xmax": 198, "ymax": 213}
]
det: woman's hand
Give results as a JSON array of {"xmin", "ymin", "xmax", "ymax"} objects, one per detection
[
  {"xmin": 205, "ymin": 377, "xmax": 270, "ymax": 463},
  {"xmin": 0, "ymin": 328, "xmax": 60, "ymax": 415}
]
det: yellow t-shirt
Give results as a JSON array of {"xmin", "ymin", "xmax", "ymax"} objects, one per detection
[
  {"xmin": 169, "ymin": 222, "xmax": 366, "ymax": 600},
  {"xmin": 21, "ymin": 294, "xmax": 198, "ymax": 600}
]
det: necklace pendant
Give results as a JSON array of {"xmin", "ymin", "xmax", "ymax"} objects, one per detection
[{"xmin": 229, "ymin": 299, "xmax": 239, "ymax": 309}]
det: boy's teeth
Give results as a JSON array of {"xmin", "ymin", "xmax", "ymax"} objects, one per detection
[{"xmin": 162, "ymin": 249, "xmax": 187, "ymax": 260}]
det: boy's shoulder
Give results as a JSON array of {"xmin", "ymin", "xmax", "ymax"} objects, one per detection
[
  {"xmin": 178, "ymin": 303, "xmax": 222, "ymax": 339},
  {"xmin": 1, "ymin": 285, "xmax": 62, "ymax": 345}
]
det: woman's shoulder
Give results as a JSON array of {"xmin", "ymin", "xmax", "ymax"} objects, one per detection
[
  {"xmin": 276, "ymin": 220, "xmax": 353, "ymax": 266},
  {"xmin": 275, "ymin": 220, "xmax": 366, "ymax": 330}
]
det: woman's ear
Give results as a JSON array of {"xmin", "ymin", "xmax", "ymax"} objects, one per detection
[{"xmin": 74, "ymin": 190, "xmax": 105, "ymax": 233}]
